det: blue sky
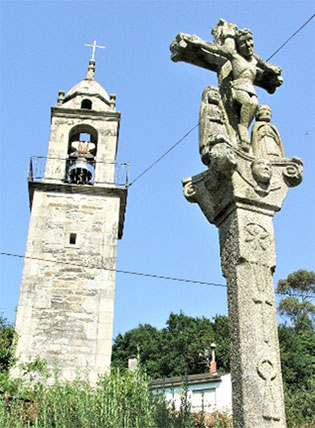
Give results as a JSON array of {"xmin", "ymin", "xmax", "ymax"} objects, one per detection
[{"xmin": 0, "ymin": 0, "xmax": 314, "ymax": 339}]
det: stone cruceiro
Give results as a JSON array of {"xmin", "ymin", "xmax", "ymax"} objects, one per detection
[{"xmin": 171, "ymin": 19, "xmax": 303, "ymax": 428}]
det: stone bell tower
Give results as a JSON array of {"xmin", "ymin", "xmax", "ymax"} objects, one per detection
[{"xmin": 13, "ymin": 43, "xmax": 128, "ymax": 384}]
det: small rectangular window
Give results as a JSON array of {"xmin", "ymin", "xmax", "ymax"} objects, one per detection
[{"xmin": 69, "ymin": 233, "xmax": 77, "ymax": 245}]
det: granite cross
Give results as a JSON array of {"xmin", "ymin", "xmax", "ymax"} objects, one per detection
[{"xmin": 171, "ymin": 19, "xmax": 303, "ymax": 428}]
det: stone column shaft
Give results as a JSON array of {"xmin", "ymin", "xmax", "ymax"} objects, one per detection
[{"xmin": 219, "ymin": 206, "xmax": 286, "ymax": 427}]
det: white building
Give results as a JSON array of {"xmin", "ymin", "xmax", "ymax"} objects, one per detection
[{"xmin": 151, "ymin": 372, "xmax": 232, "ymax": 414}]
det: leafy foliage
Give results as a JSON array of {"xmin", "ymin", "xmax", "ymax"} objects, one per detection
[
  {"xmin": 212, "ymin": 315, "xmax": 230, "ymax": 373},
  {"xmin": 0, "ymin": 313, "xmax": 15, "ymax": 375},
  {"xmin": 1, "ymin": 367, "xmax": 156, "ymax": 428},
  {"xmin": 277, "ymin": 270, "xmax": 315, "ymax": 426},
  {"xmin": 111, "ymin": 323, "xmax": 162, "ymax": 377},
  {"xmin": 276, "ymin": 269, "xmax": 315, "ymax": 328},
  {"xmin": 112, "ymin": 312, "xmax": 230, "ymax": 378}
]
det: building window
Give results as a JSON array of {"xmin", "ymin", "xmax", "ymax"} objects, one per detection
[
  {"xmin": 81, "ymin": 99, "xmax": 92, "ymax": 109},
  {"xmin": 69, "ymin": 233, "xmax": 77, "ymax": 245},
  {"xmin": 192, "ymin": 388, "xmax": 216, "ymax": 412}
]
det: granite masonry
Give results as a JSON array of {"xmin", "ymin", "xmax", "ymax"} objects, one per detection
[
  {"xmin": 171, "ymin": 19, "xmax": 303, "ymax": 427},
  {"xmin": 12, "ymin": 50, "xmax": 128, "ymax": 385}
]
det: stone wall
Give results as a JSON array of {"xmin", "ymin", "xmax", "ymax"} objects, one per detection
[{"xmin": 13, "ymin": 189, "xmax": 120, "ymax": 384}]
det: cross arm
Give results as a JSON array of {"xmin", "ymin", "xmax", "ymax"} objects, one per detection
[
  {"xmin": 253, "ymin": 54, "xmax": 283, "ymax": 94},
  {"xmin": 170, "ymin": 32, "xmax": 228, "ymax": 73}
]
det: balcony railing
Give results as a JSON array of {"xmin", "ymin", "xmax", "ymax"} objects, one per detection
[{"xmin": 28, "ymin": 156, "xmax": 129, "ymax": 188}]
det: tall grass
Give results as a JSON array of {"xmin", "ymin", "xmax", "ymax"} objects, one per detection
[
  {"xmin": 2, "ymin": 365, "xmax": 311, "ymax": 428},
  {"xmin": 0, "ymin": 365, "xmax": 233, "ymax": 428},
  {"xmin": 1, "ymin": 367, "xmax": 157, "ymax": 428}
]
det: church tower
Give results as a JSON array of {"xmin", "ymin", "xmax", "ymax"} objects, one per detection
[{"xmin": 13, "ymin": 43, "xmax": 128, "ymax": 383}]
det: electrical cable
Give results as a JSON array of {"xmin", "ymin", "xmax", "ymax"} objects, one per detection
[
  {"xmin": 127, "ymin": 123, "xmax": 199, "ymax": 187},
  {"xmin": 267, "ymin": 14, "xmax": 315, "ymax": 61},
  {"xmin": 0, "ymin": 252, "xmax": 226, "ymax": 288},
  {"xmin": 0, "ymin": 251, "xmax": 309, "ymax": 297}
]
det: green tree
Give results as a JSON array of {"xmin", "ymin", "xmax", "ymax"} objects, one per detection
[
  {"xmin": 0, "ymin": 313, "xmax": 15, "ymax": 374},
  {"xmin": 159, "ymin": 312, "xmax": 215, "ymax": 377},
  {"xmin": 276, "ymin": 269, "xmax": 315, "ymax": 329},
  {"xmin": 111, "ymin": 312, "xmax": 230, "ymax": 379},
  {"xmin": 212, "ymin": 315, "xmax": 230, "ymax": 374},
  {"xmin": 276, "ymin": 271, "xmax": 315, "ymax": 425},
  {"xmin": 111, "ymin": 323, "xmax": 162, "ymax": 378},
  {"xmin": 279, "ymin": 322, "xmax": 315, "ymax": 425}
]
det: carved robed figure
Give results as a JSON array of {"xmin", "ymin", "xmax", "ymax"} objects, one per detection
[{"xmin": 171, "ymin": 19, "xmax": 303, "ymax": 428}]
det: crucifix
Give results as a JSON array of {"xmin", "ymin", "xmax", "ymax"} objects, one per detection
[
  {"xmin": 171, "ymin": 19, "xmax": 303, "ymax": 428},
  {"xmin": 84, "ymin": 40, "xmax": 105, "ymax": 61},
  {"xmin": 171, "ymin": 19, "xmax": 283, "ymax": 150}
]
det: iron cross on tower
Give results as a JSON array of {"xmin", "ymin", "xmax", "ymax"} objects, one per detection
[{"xmin": 84, "ymin": 40, "xmax": 105, "ymax": 61}]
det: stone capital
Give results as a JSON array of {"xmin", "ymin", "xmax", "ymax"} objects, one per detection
[{"xmin": 183, "ymin": 148, "xmax": 303, "ymax": 228}]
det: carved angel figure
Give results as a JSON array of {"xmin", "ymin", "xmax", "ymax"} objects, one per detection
[
  {"xmin": 199, "ymin": 85, "xmax": 236, "ymax": 171},
  {"xmin": 251, "ymin": 105, "xmax": 285, "ymax": 159}
]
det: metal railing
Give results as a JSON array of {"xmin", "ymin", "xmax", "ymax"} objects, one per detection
[{"xmin": 28, "ymin": 156, "xmax": 129, "ymax": 188}]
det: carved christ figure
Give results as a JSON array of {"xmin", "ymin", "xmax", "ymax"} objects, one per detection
[{"xmin": 170, "ymin": 20, "xmax": 283, "ymax": 150}]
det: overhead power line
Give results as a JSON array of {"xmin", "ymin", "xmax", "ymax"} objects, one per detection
[
  {"xmin": 0, "ymin": 251, "xmax": 308, "ymax": 297},
  {"xmin": 128, "ymin": 123, "xmax": 199, "ymax": 187},
  {"xmin": 0, "ymin": 251, "xmax": 226, "ymax": 289},
  {"xmin": 267, "ymin": 14, "xmax": 315, "ymax": 61}
]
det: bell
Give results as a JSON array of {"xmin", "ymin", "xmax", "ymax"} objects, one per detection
[{"xmin": 69, "ymin": 157, "xmax": 92, "ymax": 184}]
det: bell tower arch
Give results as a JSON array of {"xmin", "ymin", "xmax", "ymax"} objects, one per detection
[{"xmin": 13, "ymin": 46, "xmax": 128, "ymax": 384}]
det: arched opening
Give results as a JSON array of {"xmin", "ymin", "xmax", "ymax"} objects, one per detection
[
  {"xmin": 81, "ymin": 99, "xmax": 92, "ymax": 110},
  {"xmin": 66, "ymin": 124, "xmax": 98, "ymax": 184},
  {"xmin": 68, "ymin": 124, "xmax": 97, "ymax": 155}
]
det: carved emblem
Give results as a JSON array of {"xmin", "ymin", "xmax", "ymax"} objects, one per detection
[
  {"xmin": 257, "ymin": 359, "xmax": 280, "ymax": 421},
  {"xmin": 257, "ymin": 359, "xmax": 277, "ymax": 381},
  {"xmin": 249, "ymin": 263, "xmax": 273, "ymax": 343},
  {"xmin": 244, "ymin": 223, "xmax": 269, "ymax": 251}
]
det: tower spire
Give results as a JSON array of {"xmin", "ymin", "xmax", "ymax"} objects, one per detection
[{"xmin": 84, "ymin": 40, "xmax": 105, "ymax": 80}]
